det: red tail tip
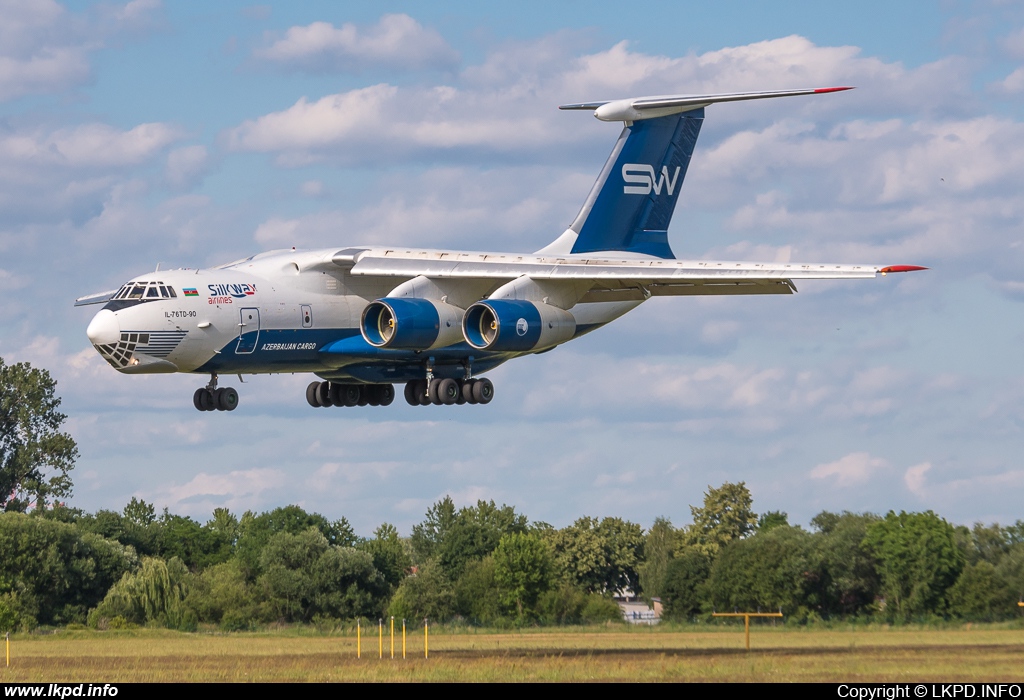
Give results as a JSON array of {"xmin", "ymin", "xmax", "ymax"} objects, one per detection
[
  {"xmin": 814, "ymin": 86, "xmax": 855, "ymax": 93},
  {"xmin": 879, "ymin": 265, "xmax": 928, "ymax": 274}
]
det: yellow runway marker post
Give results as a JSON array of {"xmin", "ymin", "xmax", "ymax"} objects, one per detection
[
  {"xmin": 424, "ymin": 618, "xmax": 428, "ymax": 659},
  {"xmin": 378, "ymin": 619, "xmax": 382, "ymax": 659},
  {"xmin": 712, "ymin": 611, "xmax": 783, "ymax": 650},
  {"xmin": 356, "ymin": 619, "xmax": 361, "ymax": 659},
  {"xmin": 402, "ymin": 619, "xmax": 406, "ymax": 659},
  {"xmin": 390, "ymin": 616, "xmax": 394, "ymax": 659}
]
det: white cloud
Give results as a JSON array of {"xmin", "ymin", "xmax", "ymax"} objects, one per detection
[
  {"xmin": 811, "ymin": 452, "xmax": 888, "ymax": 486},
  {"xmin": 255, "ymin": 14, "xmax": 459, "ymax": 73},
  {"xmin": 148, "ymin": 468, "xmax": 288, "ymax": 515},
  {"xmin": 165, "ymin": 145, "xmax": 209, "ymax": 190},
  {"xmin": 0, "ymin": 0, "xmax": 163, "ymax": 102},
  {"xmin": 904, "ymin": 462, "xmax": 932, "ymax": 496}
]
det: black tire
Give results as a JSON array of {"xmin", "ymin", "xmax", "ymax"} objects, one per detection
[
  {"xmin": 428, "ymin": 378, "xmax": 442, "ymax": 405},
  {"xmin": 357, "ymin": 385, "xmax": 370, "ymax": 406},
  {"xmin": 463, "ymin": 378, "xmax": 478, "ymax": 404},
  {"xmin": 455, "ymin": 380, "xmax": 467, "ymax": 405},
  {"xmin": 417, "ymin": 380, "xmax": 431, "ymax": 406},
  {"xmin": 340, "ymin": 384, "xmax": 360, "ymax": 407},
  {"xmin": 377, "ymin": 384, "xmax": 395, "ymax": 406},
  {"xmin": 404, "ymin": 382, "xmax": 418, "ymax": 406},
  {"xmin": 472, "ymin": 377, "xmax": 494, "ymax": 404},
  {"xmin": 329, "ymin": 382, "xmax": 344, "ymax": 406},
  {"xmin": 316, "ymin": 381, "xmax": 333, "ymax": 407},
  {"xmin": 367, "ymin": 386, "xmax": 381, "ymax": 406},
  {"xmin": 439, "ymin": 378, "xmax": 459, "ymax": 405},
  {"xmin": 218, "ymin": 387, "xmax": 239, "ymax": 411},
  {"xmin": 193, "ymin": 388, "xmax": 207, "ymax": 411},
  {"xmin": 306, "ymin": 381, "xmax": 321, "ymax": 408},
  {"xmin": 200, "ymin": 388, "xmax": 216, "ymax": 411}
]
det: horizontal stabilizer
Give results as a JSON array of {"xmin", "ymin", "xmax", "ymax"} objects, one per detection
[{"xmin": 560, "ymin": 86, "xmax": 853, "ymax": 122}]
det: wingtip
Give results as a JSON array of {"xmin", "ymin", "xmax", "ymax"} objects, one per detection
[
  {"xmin": 814, "ymin": 86, "xmax": 855, "ymax": 93},
  {"xmin": 879, "ymin": 265, "xmax": 928, "ymax": 275}
]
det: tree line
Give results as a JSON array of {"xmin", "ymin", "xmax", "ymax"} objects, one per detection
[
  {"xmin": 1, "ymin": 359, "xmax": 1022, "ymax": 631},
  {"xmin": 1, "ymin": 483, "xmax": 1023, "ymax": 632}
]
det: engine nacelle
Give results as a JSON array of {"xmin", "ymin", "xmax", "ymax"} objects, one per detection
[
  {"xmin": 463, "ymin": 299, "xmax": 576, "ymax": 352},
  {"xmin": 360, "ymin": 297, "xmax": 464, "ymax": 350}
]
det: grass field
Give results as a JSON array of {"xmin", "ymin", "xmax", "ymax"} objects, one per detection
[{"xmin": 2, "ymin": 624, "xmax": 1023, "ymax": 682}]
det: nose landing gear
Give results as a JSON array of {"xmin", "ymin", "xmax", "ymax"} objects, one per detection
[{"xmin": 193, "ymin": 373, "xmax": 239, "ymax": 411}]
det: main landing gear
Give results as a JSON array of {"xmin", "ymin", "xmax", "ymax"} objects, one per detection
[
  {"xmin": 193, "ymin": 373, "xmax": 238, "ymax": 412},
  {"xmin": 403, "ymin": 377, "xmax": 493, "ymax": 406},
  {"xmin": 306, "ymin": 381, "xmax": 396, "ymax": 408}
]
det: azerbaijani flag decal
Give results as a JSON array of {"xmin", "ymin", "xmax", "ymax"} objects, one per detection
[{"xmin": 183, "ymin": 288, "xmax": 199, "ymax": 297}]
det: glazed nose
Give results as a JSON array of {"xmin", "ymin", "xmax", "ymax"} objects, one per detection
[{"xmin": 87, "ymin": 310, "xmax": 120, "ymax": 345}]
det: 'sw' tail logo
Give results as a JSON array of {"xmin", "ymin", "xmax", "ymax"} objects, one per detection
[{"xmin": 622, "ymin": 164, "xmax": 681, "ymax": 196}]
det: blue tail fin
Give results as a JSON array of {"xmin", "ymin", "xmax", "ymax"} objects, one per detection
[{"xmin": 564, "ymin": 109, "xmax": 703, "ymax": 259}]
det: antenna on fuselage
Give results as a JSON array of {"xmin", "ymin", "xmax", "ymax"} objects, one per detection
[{"xmin": 155, "ymin": 262, "xmax": 162, "ymax": 272}]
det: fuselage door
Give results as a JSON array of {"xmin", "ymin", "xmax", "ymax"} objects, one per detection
[{"xmin": 236, "ymin": 308, "xmax": 260, "ymax": 354}]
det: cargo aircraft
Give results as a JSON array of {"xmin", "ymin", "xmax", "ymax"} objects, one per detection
[{"xmin": 76, "ymin": 87, "xmax": 924, "ymax": 412}]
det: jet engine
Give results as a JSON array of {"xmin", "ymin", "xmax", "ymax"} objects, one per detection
[
  {"xmin": 360, "ymin": 297, "xmax": 464, "ymax": 350},
  {"xmin": 462, "ymin": 299, "xmax": 575, "ymax": 352}
]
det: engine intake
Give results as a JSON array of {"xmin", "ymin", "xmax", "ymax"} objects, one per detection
[
  {"xmin": 360, "ymin": 297, "xmax": 464, "ymax": 350},
  {"xmin": 463, "ymin": 300, "xmax": 575, "ymax": 352}
]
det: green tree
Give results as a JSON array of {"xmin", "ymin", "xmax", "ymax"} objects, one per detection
[
  {"xmin": 91, "ymin": 556, "xmax": 195, "ymax": 631},
  {"xmin": 864, "ymin": 510, "xmax": 964, "ymax": 621},
  {"xmin": 454, "ymin": 556, "xmax": 502, "ymax": 625},
  {"xmin": 0, "ymin": 359, "xmax": 78, "ymax": 511},
  {"xmin": 257, "ymin": 527, "xmax": 387, "ymax": 622},
  {"xmin": 681, "ymin": 482, "xmax": 758, "ymax": 557},
  {"xmin": 758, "ymin": 511, "xmax": 789, "ymax": 533},
  {"xmin": 946, "ymin": 561, "xmax": 1016, "ymax": 622},
  {"xmin": 0, "ymin": 512, "xmax": 136, "ymax": 626},
  {"xmin": 661, "ymin": 548, "xmax": 713, "ymax": 621},
  {"xmin": 493, "ymin": 532, "xmax": 553, "ymax": 620},
  {"xmin": 359, "ymin": 523, "xmax": 411, "ymax": 591},
  {"xmin": 546, "ymin": 516, "xmax": 644, "ymax": 594},
  {"xmin": 410, "ymin": 496, "xmax": 457, "ymax": 563},
  {"xmin": 433, "ymin": 500, "xmax": 528, "ymax": 579},
  {"xmin": 234, "ymin": 505, "xmax": 356, "ymax": 579},
  {"xmin": 810, "ymin": 511, "xmax": 881, "ymax": 617},
  {"xmin": 638, "ymin": 517, "xmax": 677, "ymax": 601},
  {"xmin": 705, "ymin": 525, "xmax": 818, "ymax": 616},
  {"xmin": 387, "ymin": 560, "xmax": 456, "ymax": 622}
]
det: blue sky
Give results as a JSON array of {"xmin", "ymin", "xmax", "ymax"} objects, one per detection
[{"xmin": 2, "ymin": 0, "xmax": 1024, "ymax": 535}]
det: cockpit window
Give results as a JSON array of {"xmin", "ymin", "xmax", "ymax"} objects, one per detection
[{"xmin": 109, "ymin": 281, "xmax": 178, "ymax": 304}]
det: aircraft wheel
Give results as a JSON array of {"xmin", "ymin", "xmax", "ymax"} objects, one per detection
[
  {"xmin": 462, "ymin": 379, "xmax": 478, "ymax": 404},
  {"xmin": 218, "ymin": 387, "xmax": 239, "ymax": 411},
  {"xmin": 455, "ymin": 380, "xmax": 467, "ymax": 405},
  {"xmin": 377, "ymin": 384, "xmax": 395, "ymax": 406},
  {"xmin": 472, "ymin": 377, "xmax": 494, "ymax": 405},
  {"xmin": 316, "ymin": 381, "xmax": 334, "ymax": 407},
  {"xmin": 193, "ymin": 388, "xmax": 208, "ymax": 411},
  {"xmin": 404, "ymin": 382, "xmax": 418, "ymax": 406},
  {"xmin": 329, "ymin": 382, "xmax": 344, "ymax": 406},
  {"xmin": 438, "ymin": 378, "xmax": 460, "ymax": 405},
  {"xmin": 428, "ymin": 378, "xmax": 442, "ymax": 405},
  {"xmin": 338, "ymin": 384, "xmax": 360, "ymax": 407},
  {"xmin": 367, "ymin": 386, "xmax": 381, "ymax": 407},
  {"xmin": 306, "ymin": 382, "xmax": 321, "ymax": 408},
  {"xmin": 357, "ymin": 386, "xmax": 370, "ymax": 406},
  {"xmin": 199, "ymin": 388, "xmax": 216, "ymax": 411},
  {"xmin": 416, "ymin": 380, "xmax": 431, "ymax": 406}
]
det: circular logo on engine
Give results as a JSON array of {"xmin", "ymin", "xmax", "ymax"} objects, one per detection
[{"xmin": 516, "ymin": 318, "xmax": 529, "ymax": 336}]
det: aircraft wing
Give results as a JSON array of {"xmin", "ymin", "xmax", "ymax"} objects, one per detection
[{"xmin": 335, "ymin": 248, "xmax": 924, "ymax": 298}]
